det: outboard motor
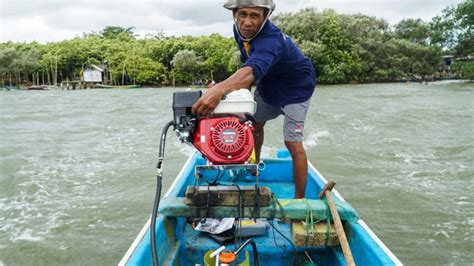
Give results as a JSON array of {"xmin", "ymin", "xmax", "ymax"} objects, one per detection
[
  {"xmin": 172, "ymin": 89, "xmax": 256, "ymax": 165},
  {"xmin": 152, "ymin": 88, "xmax": 260, "ymax": 266}
]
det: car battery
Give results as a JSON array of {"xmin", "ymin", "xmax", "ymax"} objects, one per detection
[{"xmin": 234, "ymin": 219, "xmax": 267, "ymax": 237}]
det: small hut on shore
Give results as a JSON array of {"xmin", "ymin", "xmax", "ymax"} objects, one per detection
[
  {"xmin": 83, "ymin": 64, "xmax": 108, "ymax": 85},
  {"xmin": 442, "ymin": 55, "xmax": 454, "ymax": 72}
]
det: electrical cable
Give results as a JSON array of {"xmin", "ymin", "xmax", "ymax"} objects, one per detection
[
  {"xmin": 268, "ymin": 220, "xmax": 296, "ymax": 250},
  {"xmin": 210, "ymin": 169, "xmax": 223, "ymax": 185},
  {"xmin": 234, "ymin": 239, "xmax": 260, "ymax": 266},
  {"xmin": 232, "ymin": 183, "xmax": 243, "ymax": 246},
  {"xmin": 151, "ymin": 120, "xmax": 174, "ymax": 266}
]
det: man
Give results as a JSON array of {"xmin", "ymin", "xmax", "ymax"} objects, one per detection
[{"xmin": 192, "ymin": 0, "xmax": 316, "ymax": 199}]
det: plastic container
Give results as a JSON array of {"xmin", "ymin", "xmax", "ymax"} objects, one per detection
[
  {"xmin": 203, "ymin": 249, "xmax": 250, "ymax": 266},
  {"xmin": 235, "ymin": 219, "xmax": 267, "ymax": 237},
  {"xmin": 213, "ymin": 89, "xmax": 256, "ymax": 115}
]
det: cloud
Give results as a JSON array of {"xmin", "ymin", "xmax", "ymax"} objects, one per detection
[
  {"xmin": 159, "ymin": 2, "xmax": 230, "ymax": 24},
  {"xmin": 0, "ymin": 0, "xmax": 464, "ymax": 43},
  {"xmin": 0, "ymin": 0, "xmax": 236, "ymax": 42},
  {"xmin": 1, "ymin": 15, "xmax": 82, "ymax": 43},
  {"xmin": 311, "ymin": 0, "xmax": 459, "ymax": 24}
]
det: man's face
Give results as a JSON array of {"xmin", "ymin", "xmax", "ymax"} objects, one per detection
[{"xmin": 234, "ymin": 7, "xmax": 266, "ymax": 39}]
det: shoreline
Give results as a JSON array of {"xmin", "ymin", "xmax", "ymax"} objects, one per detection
[{"xmin": 3, "ymin": 79, "xmax": 472, "ymax": 91}]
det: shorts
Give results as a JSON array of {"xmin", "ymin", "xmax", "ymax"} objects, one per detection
[{"xmin": 253, "ymin": 91, "xmax": 311, "ymax": 142}]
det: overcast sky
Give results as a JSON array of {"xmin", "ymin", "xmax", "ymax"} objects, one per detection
[{"xmin": 0, "ymin": 0, "xmax": 463, "ymax": 43}]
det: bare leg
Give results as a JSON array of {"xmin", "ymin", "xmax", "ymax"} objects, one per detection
[
  {"xmin": 284, "ymin": 141, "xmax": 308, "ymax": 199},
  {"xmin": 253, "ymin": 122, "xmax": 265, "ymax": 163}
]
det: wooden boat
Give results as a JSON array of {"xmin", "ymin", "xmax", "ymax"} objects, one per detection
[
  {"xmin": 96, "ymin": 84, "xmax": 141, "ymax": 89},
  {"xmin": 26, "ymin": 85, "xmax": 50, "ymax": 90},
  {"xmin": 120, "ymin": 149, "xmax": 402, "ymax": 265}
]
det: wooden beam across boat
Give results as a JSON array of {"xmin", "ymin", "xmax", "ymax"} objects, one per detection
[
  {"xmin": 184, "ymin": 185, "xmax": 272, "ymax": 207},
  {"xmin": 158, "ymin": 196, "xmax": 359, "ymax": 221}
]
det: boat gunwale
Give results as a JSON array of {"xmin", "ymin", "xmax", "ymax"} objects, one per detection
[
  {"xmin": 118, "ymin": 153, "xmax": 198, "ymax": 266},
  {"xmin": 119, "ymin": 151, "xmax": 403, "ymax": 265},
  {"xmin": 308, "ymin": 163, "xmax": 403, "ymax": 266}
]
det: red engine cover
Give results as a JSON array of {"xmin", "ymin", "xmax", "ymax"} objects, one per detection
[{"xmin": 193, "ymin": 117, "xmax": 254, "ymax": 164}]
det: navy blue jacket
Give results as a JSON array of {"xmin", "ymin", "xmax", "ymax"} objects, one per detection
[{"xmin": 234, "ymin": 21, "xmax": 316, "ymax": 107}]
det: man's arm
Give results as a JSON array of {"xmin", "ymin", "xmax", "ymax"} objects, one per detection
[{"xmin": 191, "ymin": 66, "xmax": 254, "ymax": 116}]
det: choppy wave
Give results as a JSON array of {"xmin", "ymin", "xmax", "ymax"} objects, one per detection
[
  {"xmin": 304, "ymin": 130, "xmax": 330, "ymax": 148},
  {"xmin": 1, "ymin": 84, "xmax": 473, "ymax": 264}
]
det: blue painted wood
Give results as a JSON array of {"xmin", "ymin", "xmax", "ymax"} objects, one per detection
[
  {"xmin": 122, "ymin": 150, "xmax": 401, "ymax": 266},
  {"xmin": 158, "ymin": 197, "xmax": 359, "ymax": 221}
]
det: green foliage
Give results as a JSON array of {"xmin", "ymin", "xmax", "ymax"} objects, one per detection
[
  {"xmin": 275, "ymin": 10, "xmax": 362, "ymax": 83},
  {"xmin": 171, "ymin": 49, "xmax": 200, "ymax": 85},
  {"xmin": 171, "ymin": 50, "xmax": 198, "ymax": 71},
  {"xmin": 99, "ymin": 26, "xmax": 136, "ymax": 40},
  {"xmin": 394, "ymin": 19, "xmax": 430, "ymax": 44},
  {"xmin": 430, "ymin": 0, "xmax": 473, "ymax": 55},
  {"xmin": 0, "ymin": 47, "xmax": 18, "ymax": 73},
  {"xmin": 0, "ymin": 46, "xmax": 18, "ymax": 85},
  {"xmin": 451, "ymin": 61, "xmax": 474, "ymax": 80},
  {"xmin": 274, "ymin": 9, "xmax": 443, "ymax": 83},
  {"xmin": 464, "ymin": 62, "xmax": 474, "ymax": 80},
  {"xmin": 132, "ymin": 57, "xmax": 166, "ymax": 85},
  {"xmin": 0, "ymin": 1, "xmax": 470, "ymax": 86}
]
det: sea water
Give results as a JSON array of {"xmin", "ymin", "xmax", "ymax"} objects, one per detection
[{"xmin": 0, "ymin": 82, "xmax": 472, "ymax": 265}]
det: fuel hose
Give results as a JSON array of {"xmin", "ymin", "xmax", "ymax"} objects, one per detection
[{"xmin": 151, "ymin": 120, "xmax": 174, "ymax": 266}]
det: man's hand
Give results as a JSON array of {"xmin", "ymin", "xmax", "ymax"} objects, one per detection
[
  {"xmin": 191, "ymin": 86, "xmax": 225, "ymax": 116},
  {"xmin": 192, "ymin": 66, "xmax": 254, "ymax": 116}
]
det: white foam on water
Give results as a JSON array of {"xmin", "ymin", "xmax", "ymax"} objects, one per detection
[
  {"xmin": 348, "ymin": 118, "xmax": 374, "ymax": 132},
  {"xmin": 332, "ymin": 113, "xmax": 345, "ymax": 120},
  {"xmin": 176, "ymin": 140, "xmax": 196, "ymax": 157},
  {"xmin": 1, "ymin": 114, "xmax": 15, "ymax": 119},
  {"xmin": 304, "ymin": 130, "xmax": 330, "ymax": 148},
  {"xmin": 394, "ymin": 152, "xmax": 412, "ymax": 163},
  {"xmin": 467, "ymin": 218, "xmax": 474, "ymax": 227},
  {"xmin": 382, "ymin": 137, "xmax": 402, "ymax": 143},
  {"xmin": 429, "ymin": 79, "xmax": 471, "ymax": 85},
  {"xmin": 0, "ymin": 152, "xmax": 107, "ymax": 246},
  {"xmin": 12, "ymin": 229, "xmax": 44, "ymax": 242},
  {"xmin": 261, "ymin": 146, "xmax": 277, "ymax": 158},
  {"xmin": 2, "ymin": 86, "xmax": 472, "ymax": 264},
  {"xmin": 434, "ymin": 230, "xmax": 450, "ymax": 239}
]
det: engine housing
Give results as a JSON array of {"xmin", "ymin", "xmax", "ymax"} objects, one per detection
[{"xmin": 193, "ymin": 117, "xmax": 254, "ymax": 164}]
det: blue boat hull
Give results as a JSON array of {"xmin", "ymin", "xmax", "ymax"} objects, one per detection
[{"xmin": 120, "ymin": 150, "xmax": 402, "ymax": 265}]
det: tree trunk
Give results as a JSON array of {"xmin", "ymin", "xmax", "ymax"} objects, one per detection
[
  {"xmin": 109, "ymin": 69, "xmax": 113, "ymax": 85},
  {"xmin": 51, "ymin": 67, "xmax": 56, "ymax": 86},
  {"xmin": 122, "ymin": 66, "xmax": 125, "ymax": 85},
  {"xmin": 54, "ymin": 59, "xmax": 58, "ymax": 86},
  {"xmin": 103, "ymin": 69, "xmax": 108, "ymax": 85}
]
